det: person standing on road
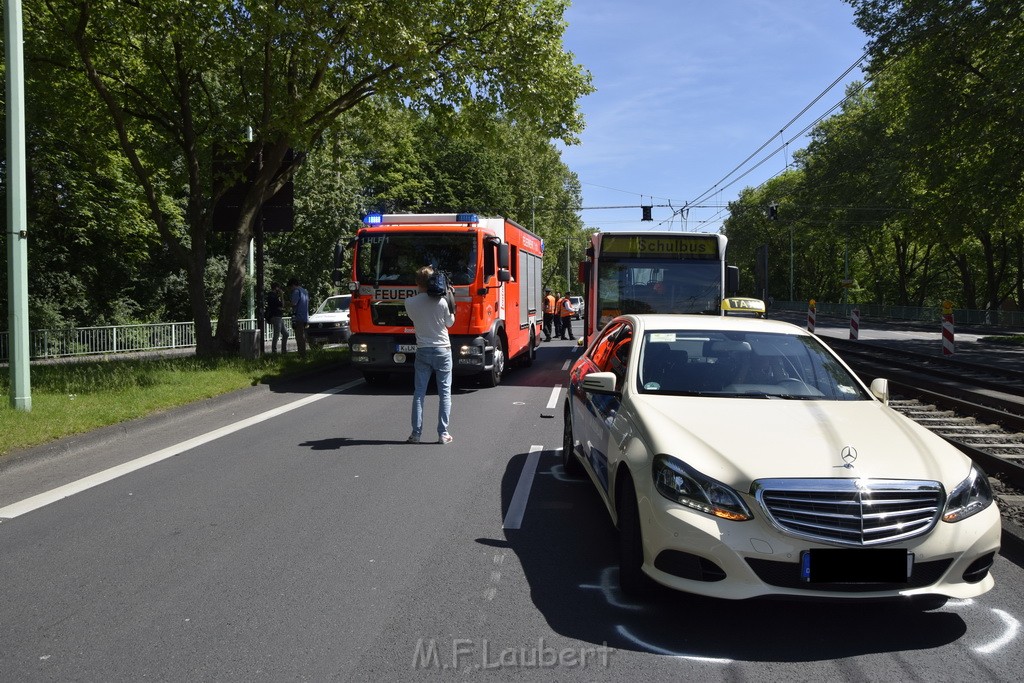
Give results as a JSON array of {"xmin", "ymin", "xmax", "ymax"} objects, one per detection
[
  {"xmin": 265, "ymin": 282, "xmax": 289, "ymax": 353},
  {"xmin": 404, "ymin": 266, "xmax": 457, "ymax": 445},
  {"xmin": 287, "ymin": 277, "xmax": 310, "ymax": 358},
  {"xmin": 559, "ymin": 291, "xmax": 577, "ymax": 340},
  {"xmin": 542, "ymin": 288, "xmax": 557, "ymax": 342},
  {"xmin": 553, "ymin": 291, "xmax": 564, "ymax": 339}
]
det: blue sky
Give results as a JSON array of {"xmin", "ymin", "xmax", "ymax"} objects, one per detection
[{"xmin": 558, "ymin": 0, "xmax": 869, "ymax": 233}]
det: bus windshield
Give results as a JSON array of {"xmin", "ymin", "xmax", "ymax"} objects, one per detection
[
  {"xmin": 356, "ymin": 233, "xmax": 477, "ymax": 286},
  {"xmin": 596, "ymin": 257, "xmax": 722, "ymax": 328}
]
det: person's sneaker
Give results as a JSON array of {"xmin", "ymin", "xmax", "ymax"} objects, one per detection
[
  {"xmin": 438, "ymin": 433, "xmax": 454, "ymax": 445},
  {"xmin": 407, "ymin": 433, "xmax": 421, "ymax": 444}
]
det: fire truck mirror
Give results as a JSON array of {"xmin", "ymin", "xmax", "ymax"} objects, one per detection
[
  {"xmin": 498, "ymin": 269, "xmax": 511, "ymax": 283},
  {"xmin": 498, "ymin": 244, "xmax": 510, "ymax": 269}
]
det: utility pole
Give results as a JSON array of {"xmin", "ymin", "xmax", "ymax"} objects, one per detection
[{"xmin": 6, "ymin": 0, "xmax": 31, "ymax": 410}]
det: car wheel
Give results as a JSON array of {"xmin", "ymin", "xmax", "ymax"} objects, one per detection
[
  {"xmin": 617, "ymin": 475, "xmax": 654, "ymax": 598},
  {"xmin": 483, "ymin": 335, "xmax": 505, "ymax": 387},
  {"xmin": 562, "ymin": 401, "xmax": 583, "ymax": 477}
]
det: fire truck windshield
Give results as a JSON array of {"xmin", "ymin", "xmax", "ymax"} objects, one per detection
[
  {"xmin": 357, "ymin": 233, "xmax": 477, "ymax": 286},
  {"xmin": 596, "ymin": 257, "xmax": 722, "ymax": 328}
]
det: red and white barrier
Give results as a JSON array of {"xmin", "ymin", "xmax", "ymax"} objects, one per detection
[
  {"xmin": 807, "ymin": 300, "xmax": 816, "ymax": 333},
  {"xmin": 942, "ymin": 313, "xmax": 955, "ymax": 356},
  {"xmin": 849, "ymin": 308, "xmax": 860, "ymax": 340}
]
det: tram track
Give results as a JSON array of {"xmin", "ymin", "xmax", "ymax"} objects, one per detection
[{"xmin": 824, "ymin": 336, "xmax": 1024, "ymax": 529}]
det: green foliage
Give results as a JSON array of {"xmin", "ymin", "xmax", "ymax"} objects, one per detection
[
  {"xmin": 19, "ymin": 0, "xmax": 592, "ymax": 355},
  {"xmin": 725, "ymin": 2, "xmax": 1023, "ymax": 312}
]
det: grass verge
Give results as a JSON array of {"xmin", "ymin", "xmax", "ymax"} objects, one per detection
[{"xmin": 0, "ymin": 348, "xmax": 347, "ymax": 458}]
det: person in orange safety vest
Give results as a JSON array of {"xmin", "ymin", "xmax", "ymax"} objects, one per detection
[
  {"xmin": 558, "ymin": 292, "xmax": 576, "ymax": 340},
  {"xmin": 542, "ymin": 289, "xmax": 557, "ymax": 341}
]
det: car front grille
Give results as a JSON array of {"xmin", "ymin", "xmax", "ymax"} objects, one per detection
[{"xmin": 754, "ymin": 479, "xmax": 944, "ymax": 547}]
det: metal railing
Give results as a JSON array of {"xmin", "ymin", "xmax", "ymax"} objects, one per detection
[
  {"xmin": 770, "ymin": 301, "xmax": 1024, "ymax": 329},
  {"xmin": 0, "ymin": 319, "xmax": 275, "ymax": 362}
]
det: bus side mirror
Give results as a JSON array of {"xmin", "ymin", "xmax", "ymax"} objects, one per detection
[
  {"xmin": 498, "ymin": 244, "xmax": 510, "ymax": 269},
  {"xmin": 726, "ymin": 265, "xmax": 739, "ymax": 295}
]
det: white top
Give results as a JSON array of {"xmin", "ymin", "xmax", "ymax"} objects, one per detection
[{"xmin": 404, "ymin": 292, "xmax": 455, "ymax": 347}]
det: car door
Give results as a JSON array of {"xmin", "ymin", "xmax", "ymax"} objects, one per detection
[{"xmin": 574, "ymin": 321, "xmax": 633, "ymax": 496}]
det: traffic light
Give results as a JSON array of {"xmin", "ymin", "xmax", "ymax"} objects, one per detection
[
  {"xmin": 768, "ymin": 202, "xmax": 778, "ymax": 220},
  {"xmin": 641, "ymin": 204, "xmax": 653, "ymax": 221}
]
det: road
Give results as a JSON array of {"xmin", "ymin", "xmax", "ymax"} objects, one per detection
[{"xmin": 1, "ymin": 338, "xmax": 1022, "ymax": 681}]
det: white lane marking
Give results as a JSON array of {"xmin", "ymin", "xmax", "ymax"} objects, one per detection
[
  {"xmin": 546, "ymin": 385, "xmax": 562, "ymax": 410},
  {"xmin": 561, "ymin": 359, "xmax": 572, "ymax": 371},
  {"xmin": 0, "ymin": 380, "xmax": 364, "ymax": 519},
  {"xmin": 502, "ymin": 445, "xmax": 544, "ymax": 530}
]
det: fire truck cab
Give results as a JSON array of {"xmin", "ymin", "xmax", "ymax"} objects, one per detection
[{"xmin": 346, "ymin": 213, "xmax": 543, "ymax": 387}]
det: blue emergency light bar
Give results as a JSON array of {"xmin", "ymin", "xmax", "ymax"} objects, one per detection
[
  {"xmin": 456, "ymin": 213, "xmax": 479, "ymax": 223},
  {"xmin": 362, "ymin": 213, "xmax": 384, "ymax": 226}
]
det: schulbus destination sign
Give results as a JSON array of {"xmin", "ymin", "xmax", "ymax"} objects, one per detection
[{"xmin": 601, "ymin": 234, "xmax": 720, "ymax": 259}]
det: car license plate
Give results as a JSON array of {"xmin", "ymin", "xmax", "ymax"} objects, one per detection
[
  {"xmin": 395, "ymin": 344, "xmax": 417, "ymax": 353},
  {"xmin": 800, "ymin": 549, "xmax": 912, "ymax": 583}
]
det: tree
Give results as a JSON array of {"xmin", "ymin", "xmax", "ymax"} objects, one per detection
[
  {"xmin": 845, "ymin": 0, "xmax": 1024, "ymax": 312},
  {"xmin": 27, "ymin": 0, "xmax": 592, "ymax": 355}
]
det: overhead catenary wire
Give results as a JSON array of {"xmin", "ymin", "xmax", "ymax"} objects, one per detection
[{"xmin": 574, "ymin": 50, "xmax": 875, "ymax": 230}]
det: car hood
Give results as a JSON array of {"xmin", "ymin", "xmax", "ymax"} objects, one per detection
[
  {"xmin": 628, "ymin": 394, "xmax": 972, "ymax": 490},
  {"xmin": 308, "ymin": 311, "xmax": 349, "ymax": 323}
]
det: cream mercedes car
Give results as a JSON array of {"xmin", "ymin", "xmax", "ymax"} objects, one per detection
[{"xmin": 563, "ymin": 314, "xmax": 1000, "ymax": 603}]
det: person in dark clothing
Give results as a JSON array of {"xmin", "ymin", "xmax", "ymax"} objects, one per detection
[
  {"xmin": 287, "ymin": 277, "xmax": 310, "ymax": 358},
  {"xmin": 265, "ymin": 282, "xmax": 289, "ymax": 353}
]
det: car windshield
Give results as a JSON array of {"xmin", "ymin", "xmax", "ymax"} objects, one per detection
[
  {"xmin": 637, "ymin": 330, "xmax": 869, "ymax": 400},
  {"xmin": 316, "ymin": 296, "xmax": 350, "ymax": 314}
]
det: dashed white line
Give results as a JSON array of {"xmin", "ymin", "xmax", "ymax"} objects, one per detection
[
  {"xmin": 546, "ymin": 385, "xmax": 562, "ymax": 410},
  {"xmin": 502, "ymin": 445, "xmax": 544, "ymax": 530},
  {"xmin": 0, "ymin": 379, "xmax": 364, "ymax": 519}
]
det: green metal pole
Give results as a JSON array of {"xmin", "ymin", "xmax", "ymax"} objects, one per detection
[{"xmin": 6, "ymin": 0, "xmax": 31, "ymax": 410}]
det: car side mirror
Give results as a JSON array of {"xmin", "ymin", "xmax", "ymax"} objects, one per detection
[
  {"xmin": 581, "ymin": 371, "xmax": 618, "ymax": 396},
  {"xmin": 869, "ymin": 377, "xmax": 889, "ymax": 405}
]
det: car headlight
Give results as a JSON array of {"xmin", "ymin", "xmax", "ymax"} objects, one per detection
[
  {"xmin": 652, "ymin": 454, "xmax": 753, "ymax": 521},
  {"xmin": 351, "ymin": 342, "xmax": 368, "ymax": 353},
  {"xmin": 942, "ymin": 464, "xmax": 993, "ymax": 523}
]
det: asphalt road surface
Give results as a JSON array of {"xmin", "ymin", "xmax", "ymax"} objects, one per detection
[{"xmin": 1, "ymin": 337, "xmax": 1022, "ymax": 681}]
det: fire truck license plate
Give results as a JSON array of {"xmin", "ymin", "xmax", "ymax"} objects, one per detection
[{"xmin": 396, "ymin": 344, "xmax": 417, "ymax": 353}]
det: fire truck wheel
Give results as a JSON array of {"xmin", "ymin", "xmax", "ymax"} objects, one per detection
[
  {"xmin": 483, "ymin": 336, "xmax": 505, "ymax": 387},
  {"xmin": 525, "ymin": 331, "xmax": 536, "ymax": 366},
  {"xmin": 562, "ymin": 402, "xmax": 583, "ymax": 477}
]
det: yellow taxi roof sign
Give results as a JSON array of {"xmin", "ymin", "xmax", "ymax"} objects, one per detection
[{"xmin": 722, "ymin": 297, "xmax": 767, "ymax": 317}]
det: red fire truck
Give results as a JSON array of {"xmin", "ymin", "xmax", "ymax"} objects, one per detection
[{"xmin": 346, "ymin": 213, "xmax": 543, "ymax": 386}]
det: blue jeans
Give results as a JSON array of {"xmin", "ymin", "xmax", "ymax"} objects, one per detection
[
  {"xmin": 411, "ymin": 346, "xmax": 453, "ymax": 438},
  {"xmin": 270, "ymin": 316, "xmax": 289, "ymax": 352}
]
